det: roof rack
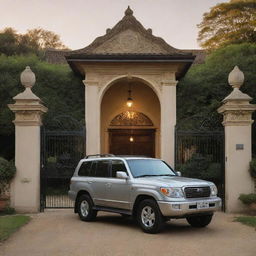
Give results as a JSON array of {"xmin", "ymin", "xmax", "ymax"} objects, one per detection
[{"xmin": 85, "ymin": 154, "xmax": 115, "ymax": 159}]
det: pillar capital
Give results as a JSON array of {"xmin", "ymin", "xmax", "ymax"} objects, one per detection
[
  {"xmin": 218, "ymin": 66, "xmax": 256, "ymax": 126},
  {"xmin": 8, "ymin": 66, "xmax": 48, "ymax": 126}
]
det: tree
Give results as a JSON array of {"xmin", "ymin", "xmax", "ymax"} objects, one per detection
[
  {"xmin": 0, "ymin": 27, "xmax": 68, "ymax": 56},
  {"xmin": 198, "ymin": 0, "xmax": 256, "ymax": 50},
  {"xmin": 26, "ymin": 28, "xmax": 67, "ymax": 50}
]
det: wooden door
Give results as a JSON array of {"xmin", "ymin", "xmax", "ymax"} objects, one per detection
[{"xmin": 109, "ymin": 129, "xmax": 155, "ymax": 157}]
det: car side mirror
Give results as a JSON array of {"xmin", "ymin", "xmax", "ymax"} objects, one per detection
[
  {"xmin": 116, "ymin": 171, "xmax": 128, "ymax": 179},
  {"xmin": 176, "ymin": 171, "xmax": 182, "ymax": 177}
]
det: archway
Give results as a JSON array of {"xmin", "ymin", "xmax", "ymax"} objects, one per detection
[{"xmin": 101, "ymin": 78, "xmax": 160, "ymax": 157}]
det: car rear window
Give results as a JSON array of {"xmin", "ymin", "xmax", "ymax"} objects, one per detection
[{"xmin": 78, "ymin": 161, "xmax": 92, "ymax": 176}]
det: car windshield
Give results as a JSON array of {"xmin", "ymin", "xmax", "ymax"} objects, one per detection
[{"xmin": 127, "ymin": 159, "xmax": 176, "ymax": 178}]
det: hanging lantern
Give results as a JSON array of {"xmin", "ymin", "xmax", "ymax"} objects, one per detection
[{"xmin": 126, "ymin": 89, "xmax": 133, "ymax": 108}]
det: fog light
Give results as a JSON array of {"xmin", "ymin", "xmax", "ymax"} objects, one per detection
[{"xmin": 172, "ymin": 204, "xmax": 180, "ymax": 210}]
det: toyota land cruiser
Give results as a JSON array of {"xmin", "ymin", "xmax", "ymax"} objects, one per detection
[{"xmin": 69, "ymin": 155, "xmax": 221, "ymax": 233}]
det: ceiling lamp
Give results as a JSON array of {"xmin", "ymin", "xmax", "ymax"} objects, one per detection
[{"xmin": 126, "ymin": 84, "xmax": 133, "ymax": 108}]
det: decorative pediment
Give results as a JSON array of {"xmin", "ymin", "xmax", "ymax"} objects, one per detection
[
  {"xmin": 68, "ymin": 6, "xmax": 183, "ymax": 56},
  {"xmin": 110, "ymin": 111, "xmax": 153, "ymax": 126}
]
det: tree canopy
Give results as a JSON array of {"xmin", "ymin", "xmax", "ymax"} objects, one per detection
[
  {"xmin": 198, "ymin": 0, "xmax": 256, "ymax": 50},
  {"xmin": 0, "ymin": 27, "xmax": 67, "ymax": 56},
  {"xmin": 177, "ymin": 43, "xmax": 256, "ymax": 122}
]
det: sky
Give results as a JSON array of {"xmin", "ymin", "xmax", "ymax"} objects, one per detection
[{"xmin": 0, "ymin": 0, "xmax": 229, "ymax": 50}]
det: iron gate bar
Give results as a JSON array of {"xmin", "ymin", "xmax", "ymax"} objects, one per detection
[{"xmin": 40, "ymin": 116, "xmax": 85, "ymax": 211}]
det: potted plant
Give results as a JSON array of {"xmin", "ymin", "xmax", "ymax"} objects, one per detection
[
  {"xmin": 0, "ymin": 157, "xmax": 16, "ymax": 211},
  {"xmin": 239, "ymin": 194, "xmax": 256, "ymax": 213}
]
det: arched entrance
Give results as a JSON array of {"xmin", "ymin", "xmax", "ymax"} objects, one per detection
[{"xmin": 101, "ymin": 78, "xmax": 160, "ymax": 157}]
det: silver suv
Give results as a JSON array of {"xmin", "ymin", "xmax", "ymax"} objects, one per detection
[{"xmin": 69, "ymin": 155, "xmax": 221, "ymax": 233}]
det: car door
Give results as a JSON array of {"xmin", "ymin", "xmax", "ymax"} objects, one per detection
[
  {"xmin": 104, "ymin": 159, "xmax": 132, "ymax": 210},
  {"xmin": 90, "ymin": 160, "xmax": 110, "ymax": 206}
]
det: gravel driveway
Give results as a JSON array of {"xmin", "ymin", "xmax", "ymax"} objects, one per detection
[{"xmin": 0, "ymin": 210, "xmax": 255, "ymax": 256}]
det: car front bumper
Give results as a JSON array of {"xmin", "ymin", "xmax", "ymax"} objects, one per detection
[{"xmin": 157, "ymin": 197, "xmax": 222, "ymax": 217}]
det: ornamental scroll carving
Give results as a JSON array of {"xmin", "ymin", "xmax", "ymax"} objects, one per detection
[
  {"xmin": 223, "ymin": 111, "xmax": 252, "ymax": 122},
  {"xmin": 93, "ymin": 30, "xmax": 168, "ymax": 54},
  {"xmin": 110, "ymin": 111, "xmax": 153, "ymax": 126}
]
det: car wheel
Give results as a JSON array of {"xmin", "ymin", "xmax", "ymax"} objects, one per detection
[
  {"xmin": 77, "ymin": 194, "xmax": 97, "ymax": 221},
  {"xmin": 186, "ymin": 214, "xmax": 213, "ymax": 228},
  {"xmin": 137, "ymin": 199, "xmax": 164, "ymax": 234}
]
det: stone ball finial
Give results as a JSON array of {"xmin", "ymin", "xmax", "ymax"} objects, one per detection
[
  {"xmin": 125, "ymin": 6, "xmax": 133, "ymax": 16},
  {"xmin": 228, "ymin": 66, "xmax": 244, "ymax": 89},
  {"xmin": 20, "ymin": 66, "xmax": 36, "ymax": 88}
]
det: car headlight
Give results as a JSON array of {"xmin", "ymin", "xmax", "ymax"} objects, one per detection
[
  {"xmin": 210, "ymin": 185, "xmax": 218, "ymax": 196},
  {"xmin": 160, "ymin": 187, "xmax": 184, "ymax": 198}
]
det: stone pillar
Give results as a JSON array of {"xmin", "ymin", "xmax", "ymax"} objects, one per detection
[
  {"xmin": 8, "ymin": 66, "xmax": 48, "ymax": 212},
  {"xmin": 83, "ymin": 79, "xmax": 100, "ymax": 155},
  {"xmin": 161, "ymin": 80, "xmax": 177, "ymax": 166},
  {"xmin": 218, "ymin": 66, "xmax": 256, "ymax": 213}
]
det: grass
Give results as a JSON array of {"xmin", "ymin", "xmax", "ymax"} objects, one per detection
[
  {"xmin": 0, "ymin": 215, "xmax": 30, "ymax": 242},
  {"xmin": 234, "ymin": 216, "xmax": 256, "ymax": 228}
]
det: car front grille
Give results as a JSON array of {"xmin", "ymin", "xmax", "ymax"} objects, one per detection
[{"xmin": 184, "ymin": 186, "xmax": 211, "ymax": 198}]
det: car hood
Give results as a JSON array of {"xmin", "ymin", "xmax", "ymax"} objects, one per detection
[{"xmin": 133, "ymin": 176, "xmax": 212, "ymax": 187}]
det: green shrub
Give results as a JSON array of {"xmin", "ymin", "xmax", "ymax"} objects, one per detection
[
  {"xmin": 239, "ymin": 194, "xmax": 256, "ymax": 205},
  {"xmin": 249, "ymin": 158, "xmax": 256, "ymax": 178},
  {"xmin": 0, "ymin": 157, "xmax": 16, "ymax": 197},
  {"xmin": 176, "ymin": 154, "xmax": 222, "ymax": 182},
  {"xmin": 0, "ymin": 158, "xmax": 16, "ymax": 182}
]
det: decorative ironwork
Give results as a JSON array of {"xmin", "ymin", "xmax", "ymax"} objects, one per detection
[
  {"xmin": 176, "ymin": 113, "xmax": 223, "ymax": 132},
  {"xmin": 175, "ymin": 113, "xmax": 225, "ymax": 210},
  {"xmin": 40, "ymin": 115, "xmax": 85, "ymax": 210},
  {"xmin": 110, "ymin": 111, "xmax": 153, "ymax": 126},
  {"xmin": 44, "ymin": 114, "xmax": 85, "ymax": 131}
]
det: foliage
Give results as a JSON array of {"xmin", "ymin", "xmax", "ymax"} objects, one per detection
[
  {"xmin": 26, "ymin": 28, "xmax": 67, "ymax": 50},
  {"xmin": 249, "ymin": 158, "xmax": 256, "ymax": 178},
  {"xmin": 198, "ymin": 0, "xmax": 256, "ymax": 50},
  {"xmin": 234, "ymin": 216, "xmax": 256, "ymax": 227},
  {"xmin": 239, "ymin": 194, "xmax": 256, "ymax": 205},
  {"xmin": 176, "ymin": 154, "xmax": 222, "ymax": 183},
  {"xmin": 0, "ymin": 157, "xmax": 16, "ymax": 182},
  {"xmin": 0, "ymin": 215, "xmax": 30, "ymax": 241},
  {"xmin": 0, "ymin": 27, "xmax": 67, "ymax": 57},
  {"xmin": 0, "ymin": 54, "xmax": 84, "ymax": 137},
  {"xmin": 177, "ymin": 43, "xmax": 256, "ymax": 123},
  {"xmin": 0, "ymin": 207, "xmax": 15, "ymax": 216},
  {"xmin": 0, "ymin": 157, "xmax": 16, "ymax": 197}
]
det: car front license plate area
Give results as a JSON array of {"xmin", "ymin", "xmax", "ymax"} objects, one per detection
[{"xmin": 197, "ymin": 202, "xmax": 209, "ymax": 209}]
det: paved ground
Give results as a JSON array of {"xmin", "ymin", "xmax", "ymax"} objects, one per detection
[{"xmin": 0, "ymin": 210, "xmax": 255, "ymax": 256}]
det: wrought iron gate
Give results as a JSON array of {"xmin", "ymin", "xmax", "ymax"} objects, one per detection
[
  {"xmin": 40, "ymin": 116, "xmax": 85, "ymax": 210},
  {"xmin": 175, "ymin": 115, "xmax": 225, "ymax": 210}
]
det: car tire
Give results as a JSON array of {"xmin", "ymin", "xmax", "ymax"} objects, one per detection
[
  {"xmin": 137, "ymin": 199, "xmax": 164, "ymax": 234},
  {"xmin": 186, "ymin": 214, "xmax": 213, "ymax": 228},
  {"xmin": 77, "ymin": 194, "xmax": 97, "ymax": 221}
]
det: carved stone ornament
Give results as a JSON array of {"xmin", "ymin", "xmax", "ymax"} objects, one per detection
[
  {"xmin": 110, "ymin": 111, "xmax": 153, "ymax": 126},
  {"xmin": 67, "ymin": 6, "xmax": 184, "ymax": 56},
  {"xmin": 8, "ymin": 66, "xmax": 48, "ymax": 126},
  {"xmin": 228, "ymin": 66, "xmax": 244, "ymax": 89},
  {"xmin": 20, "ymin": 66, "xmax": 36, "ymax": 88}
]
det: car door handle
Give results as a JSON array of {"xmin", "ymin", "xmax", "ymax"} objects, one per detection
[
  {"xmin": 87, "ymin": 181, "xmax": 93, "ymax": 184},
  {"xmin": 106, "ymin": 183, "xmax": 112, "ymax": 188}
]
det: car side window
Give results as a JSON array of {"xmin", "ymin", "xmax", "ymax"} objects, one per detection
[
  {"xmin": 95, "ymin": 160, "xmax": 110, "ymax": 178},
  {"xmin": 90, "ymin": 161, "xmax": 97, "ymax": 177},
  {"xmin": 78, "ymin": 161, "xmax": 92, "ymax": 176},
  {"xmin": 111, "ymin": 160, "xmax": 127, "ymax": 178}
]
